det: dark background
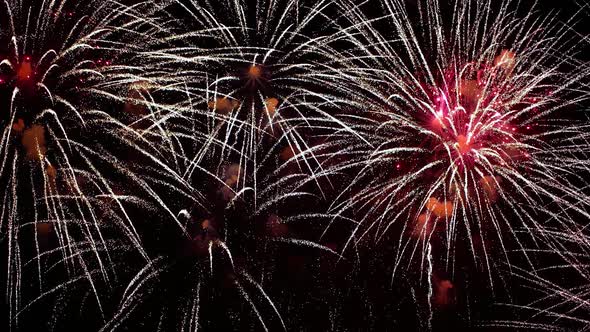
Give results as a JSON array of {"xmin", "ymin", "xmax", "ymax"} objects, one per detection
[{"xmin": 1, "ymin": 0, "xmax": 589, "ymax": 331}]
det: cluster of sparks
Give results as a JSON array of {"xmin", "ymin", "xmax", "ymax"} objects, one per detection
[{"xmin": 0, "ymin": 0, "xmax": 589, "ymax": 331}]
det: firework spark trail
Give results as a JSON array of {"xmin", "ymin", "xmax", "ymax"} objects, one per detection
[
  {"xmin": 97, "ymin": 0, "xmax": 590, "ymax": 330},
  {"xmin": 427, "ymin": 242, "xmax": 433, "ymax": 330},
  {"xmin": 0, "ymin": 0, "xmax": 192, "ymax": 328},
  {"xmin": 312, "ymin": 0, "xmax": 590, "ymax": 282},
  {"xmin": 133, "ymin": 0, "xmax": 370, "ymax": 199},
  {"xmin": 0, "ymin": 0, "xmax": 586, "ymax": 330},
  {"xmin": 89, "ymin": 3, "xmax": 367, "ymax": 327},
  {"xmin": 481, "ymin": 227, "xmax": 590, "ymax": 330},
  {"xmin": 91, "ymin": 1, "xmax": 361, "ymax": 323},
  {"xmin": 97, "ymin": 135, "xmax": 344, "ymax": 330}
]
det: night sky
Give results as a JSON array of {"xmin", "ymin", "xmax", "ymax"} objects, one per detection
[{"xmin": 1, "ymin": 0, "xmax": 590, "ymax": 331}]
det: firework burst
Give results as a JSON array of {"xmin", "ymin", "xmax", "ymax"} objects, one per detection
[
  {"xmin": 98, "ymin": 137, "xmax": 342, "ymax": 331},
  {"xmin": 0, "ymin": 0, "xmax": 184, "ymax": 328},
  {"xmin": 319, "ymin": 0, "xmax": 590, "ymax": 283},
  {"xmin": 89, "ymin": 1, "xmax": 359, "ymax": 325},
  {"xmin": 135, "ymin": 0, "xmax": 364, "ymax": 191},
  {"xmin": 1, "ymin": 0, "xmax": 587, "ymax": 330}
]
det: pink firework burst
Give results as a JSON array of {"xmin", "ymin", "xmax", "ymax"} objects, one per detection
[{"xmin": 319, "ymin": 0, "xmax": 590, "ymax": 283}]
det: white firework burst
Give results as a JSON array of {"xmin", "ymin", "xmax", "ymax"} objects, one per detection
[{"xmin": 0, "ymin": 0, "xmax": 189, "ymax": 328}]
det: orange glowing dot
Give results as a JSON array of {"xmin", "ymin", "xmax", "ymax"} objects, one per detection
[
  {"xmin": 208, "ymin": 97, "xmax": 239, "ymax": 114},
  {"xmin": 265, "ymin": 97, "xmax": 279, "ymax": 115},
  {"xmin": 22, "ymin": 125, "xmax": 47, "ymax": 160},
  {"xmin": 417, "ymin": 213, "xmax": 429, "ymax": 225},
  {"xmin": 248, "ymin": 65, "xmax": 262, "ymax": 79},
  {"xmin": 426, "ymin": 197, "xmax": 440, "ymax": 212},
  {"xmin": 456, "ymin": 135, "xmax": 471, "ymax": 154},
  {"xmin": 459, "ymin": 80, "xmax": 481, "ymax": 101},
  {"xmin": 12, "ymin": 119, "xmax": 25, "ymax": 132},
  {"xmin": 201, "ymin": 219, "xmax": 210, "ymax": 230},
  {"xmin": 494, "ymin": 50, "xmax": 516, "ymax": 70},
  {"xmin": 433, "ymin": 201, "xmax": 454, "ymax": 218},
  {"xmin": 46, "ymin": 164, "xmax": 56, "ymax": 179},
  {"xmin": 426, "ymin": 197, "xmax": 453, "ymax": 218}
]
